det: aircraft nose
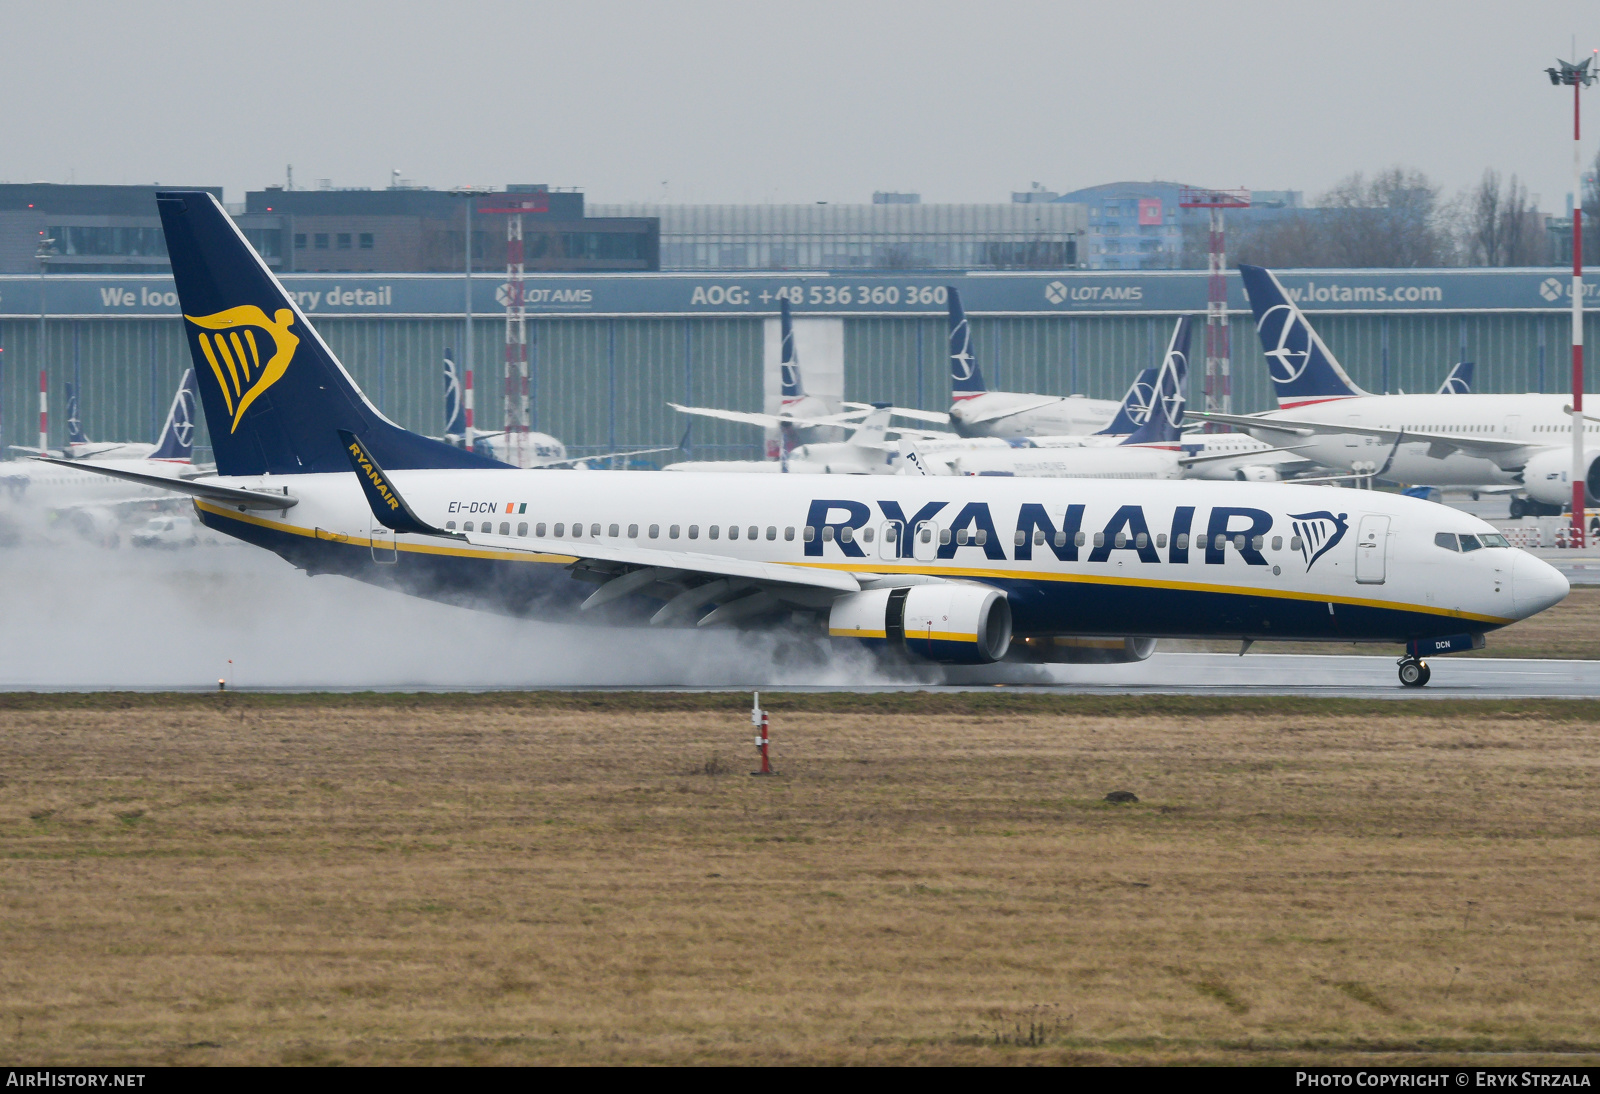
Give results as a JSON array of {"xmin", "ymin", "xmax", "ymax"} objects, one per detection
[{"xmin": 1512, "ymin": 549, "xmax": 1569, "ymax": 618}]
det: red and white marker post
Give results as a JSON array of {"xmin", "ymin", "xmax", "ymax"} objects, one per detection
[{"xmin": 750, "ymin": 691, "xmax": 776, "ymax": 776}]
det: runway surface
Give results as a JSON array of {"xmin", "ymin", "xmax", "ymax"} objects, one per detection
[{"xmin": 0, "ymin": 537, "xmax": 1594, "ymax": 697}]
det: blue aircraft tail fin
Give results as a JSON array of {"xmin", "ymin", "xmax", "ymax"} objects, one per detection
[
  {"xmin": 1096, "ymin": 369, "xmax": 1158, "ymax": 435},
  {"xmin": 1121, "ymin": 322, "xmax": 1187, "ymax": 446},
  {"xmin": 156, "ymin": 190, "xmax": 503, "ymax": 476},
  {"xmin": 65, "ymin": 383, "xmax": 89, "ymax": 445},
  {"xmin": 779, "ymin": 297, "xmax": 805, "ymax": 400},
  {"xmin": 149, "ymin": 368, "xmax": 198, "ymax": 461},
  {"xmin": 947, "ymin": 287, "xmax": 987, "ymax": 396},
  {"xmin": 443, "ymin": 351, "xmax": 467, "ymax": 435},
  {"xmin": 1238, "ymin": 264, "xmax": 1369, "ymax": 407},
  {"xmin": 1438, "ymin": 360, "xmax": 1474, "ymax": 394}
]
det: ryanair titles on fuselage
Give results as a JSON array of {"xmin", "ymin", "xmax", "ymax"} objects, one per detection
[{"xmin": 446, "ymin": 495, "xmax": 1349, "ymax": 573}]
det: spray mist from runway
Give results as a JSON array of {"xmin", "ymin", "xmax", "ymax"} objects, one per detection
[{"xmin": 0, "ymin": 539, "xmax": 913, "ymax": 690}]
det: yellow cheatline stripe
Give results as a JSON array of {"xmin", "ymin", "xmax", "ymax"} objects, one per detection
[
  {"xmin": 243, "ymin": 328, "xmax": 261, "ymax": 374},
  {"xmin": 792, "ymin": 559, "xmax": 1513, "ymax": 626},
  {"xmin": 196, "ymin": 336, "xmax": 234, "ymax": 416},
  {"xmin": 229, "ymin": 331, "xmax": 251, "ymax": 382},
  {"xmin": 195, "ymin": 503, "xmax": 1512, "ymax": 626},
  {"xmin": 193, "ymin": 501, "xmax": 579, "ymax": 565},
  {"xmin": 907, "ymin": 631, "xmax": 981, "ymax": 643}
]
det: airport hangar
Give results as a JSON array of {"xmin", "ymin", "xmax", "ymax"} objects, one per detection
[{"xmin": 0, "ymin": 267, "xmax": 1595, "ymax": 464}]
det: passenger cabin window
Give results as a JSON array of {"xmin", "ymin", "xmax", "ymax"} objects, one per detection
[
  {"xmin": 590, "ymin": 524, "xmax": 601, "ymax": 538},
  {"xmin": 1093, "ymin": 532, "xmax": 1105, "ymax": 548},
  {"xmin": 536, "ymin": 523, "xmax": 547, "ymax": 537},
  {"xmin": 862, "ymin": 527, "xmax": 874, "ymax": 543},
  {"xmin": 822, "ymin": 527, "xmax": 835, "ymax": 542},
  {"xmin": 609, "ymin": 524, "xmax": 619, "ymax": 537},
  {"xmin": 839, "ymin": 527, "xmax": 852, "ymax": 543},
  {"xmin": 1076, "ymin": 532, "xmax": 1087, "ymax": 547},
  {"xmin": 1156, "ymin": 533, "xmax": 1167, "ymax": 548},
  {"xmin": 649, "ymin": 524, "xmax": 659, "ymax": 538},
  {"xmin": 517, "ymin": 523, "xmax": 528, "ymax": 537},
  {"xmin": 1271, "ymin": 536, "xmax": 1282, "ymax": 551},
  {"xmin": 767, "ymin": 527, "xmax": 777, "ymax": 541},
  {"xmin": 709, "ymin": 526, "xmax": 720, "ymax": 540},
  {"xmin": 939, "ymin": 529, "xmax": 952, "ymax": 545},
  {"xmin": 727, "ymin": 526, "xmax": 738, "ymax": 540},
  {"xmin": 1289, "ymin": 536, "xmax": 1302, "ymax": 552},
  {"xmin": 1435, "ymin": 532, "xmax": 1458, "ymax": 551},
  {"xmin": 446, "ymin": 521, "xmax": 457, "ymax": 531},
  {"xmin": 554, "ymin": 523, "xmax": 565, "ymax": 537},
  {"xmin": 803, "ymin": 527, "xmax": 815, "ymax": 542},
  {"xmin": 464, "ymin": 521, "xmax": 475, "ymax": 532},
  {"xmin": 784, "ymin": 527, "xmax": 794, "ymax": 541},
  {"xmin": 499, "ymin": 522, "xmax": 510, "ymax": 535},
  {"xmin": 751, "ymin": 526, "xmax": 761, "ymax": 541},
  {"xmin": 688, "ymin": 525, "xmax": 699, "ymax": 539},
  {"xmin": 669, "ymin": 525, "xmax": 680, "ymax": 539},
  {"xmin": 628, "ymin": 524, "xmax": 639, "ymax": 538}
]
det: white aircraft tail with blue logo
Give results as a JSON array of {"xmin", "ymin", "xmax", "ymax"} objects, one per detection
[
  {"xmin": 1238, "ymin": 264, "xmax": 1370, "ymax": 408},
  {"xmin": 149, "ymin": 368, "xmax": 199, "ymax": 461},
  {"xmin": 1437, "ymin": 360, "xmax": 1473, "ymax": 394}
]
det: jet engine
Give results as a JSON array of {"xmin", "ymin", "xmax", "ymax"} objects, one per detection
[
  {"xmin": 1008, "ymin": 635, "xmax": 1158, "ymax": 664},
  {"xmin": 1520, "ymin": 447, "xmax": 1600, "ymax": 507},
  {"xmin": 1232, "ymin": 465, "xmax": 1281, "ymax": 483},
  {"xmin": 829, "ymin": 583, "xmax": 1012, "ymax": 664}
]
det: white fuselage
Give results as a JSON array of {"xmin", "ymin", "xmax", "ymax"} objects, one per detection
[
  {"xmin": 190, "ymin": 469, "xmax": 1565, "ymax": 642},
  {"xmin": 948, "ymin": 392, "xmax": 1122, "ymax": 439},
  {"xmin": 1244, "ymin": 393, "xmax": 1598, "ymax": 485}
]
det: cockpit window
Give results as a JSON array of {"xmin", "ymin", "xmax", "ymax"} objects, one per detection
[
  {"xmin": 1479, "ymin": 533, "xmax": 1509, "ymax": 548},
  {"xmin": 1458, "ymin": 534, "xmax": 1482, "ymax": 552},
  {"xmin": 1434, "ymin": 532, "xmax": 1458, "ymax": 551}
]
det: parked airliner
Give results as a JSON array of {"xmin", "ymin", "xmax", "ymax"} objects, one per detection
[
  {"xmin": 945, "ymin": 288, "xmax": 1124, "ymax": 438},
  {"xmin": 1192, "ymin": 265, "xmax": 1599, "ymax": 517},
  {"xmin": 50, "ymin": 193, "xmax": 1568, "ymax": 687}
]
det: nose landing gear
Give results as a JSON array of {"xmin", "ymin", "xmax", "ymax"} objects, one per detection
[{"xmin": 1398, "ymin": 657, "xmax": 1431, "ymax": 688}]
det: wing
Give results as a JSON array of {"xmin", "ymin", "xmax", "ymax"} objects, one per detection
[
  {"xmin": 1176, "ymin": 444, "xmax": 1317, "ymax": 468},
  {"xmin": 953, "ymin": 395, "xmax": 1068, "ymax": 426},
  {"xmin": 533, "ymin": 444, "xmax": 683, "ymax": 468},
  {"xmin": 668, "ymin": 403, "xmax": 862, "ymax": 431},
  {"xmin": 1186, "ymin": 410, "xmax": 1534, "ymax": 464},
  {"xmin": 339, "ymin": 432, "xmax": 868, "ymax": 627}
]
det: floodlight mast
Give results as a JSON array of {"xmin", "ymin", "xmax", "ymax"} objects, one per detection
[
  {"xmin": 1546, "ymin": 55, "xmax": 1594, "ymax": 544},
  {"xmin": 1178, "ymin": 188, "xmax": 1251, "ymax": 430}
]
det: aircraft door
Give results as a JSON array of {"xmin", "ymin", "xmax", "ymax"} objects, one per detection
[
  {"xmin": 370, "ymin": 517, "xmax": 397, "ymax": 564},
  {"xmin": 1354, "ymin": 514, "xmax": 1388, "ymax": 584},
  {"xmin": 879, "ymin": 521, "xmax": 904, "ymax": 560},
  {"xmin": 913, "ymin": 520, "xmax": 940, "ymax": 561},
  {"xmin": 1503, "ymin": 415, "xmax": 1520, "ymax": 438}
]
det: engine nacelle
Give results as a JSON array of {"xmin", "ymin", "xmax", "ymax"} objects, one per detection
[
  {"xmin": 1232, "ymin": 465, "xmax": 1281, "ymax": 483},
  {"xmin": 1008, "ymin": 635, "xmax": 1158, "ymax": 664},
  {"xmin": 1520, "ymin": 447, "xmax": 1600, "ymax": 506},
  {"xmin": 829, "ymin": 583, "xmax": 1012, "ymax": 664}
]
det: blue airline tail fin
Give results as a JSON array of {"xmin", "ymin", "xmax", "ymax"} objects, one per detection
[
  {"xmin": 779, "ymin": 297, "xmax": 804, "ymax": 400},
  {"xmin": 1121, "ymin": 320, "xmax": 1188, "ymax": 446},
  {"xmin": 1096, "ymin": 368, "xmax": 1158, "ymax": 436},
  {"xmin": 947, "ymin": 287, "xmax": 987, "ymax": 396},
  {"xmin": 1438, "ymin": 360, "xmax": 1474, "ymax": 394},
  {"xmin": 443, "ymin": 352, "xmax": 467, "ymax": 435},
  {"xmin": 1238, "ymin": 264, "xmax": 1370, "ymax": 407},
  {"xmin": 149, "ymin": 368, "xmax": 198, "ymax": 461},
  {"xmin": 65, "ymin": 383, "xmax": 89, "ymax": 445},
  {"xmin": 156, "ymin": 191, "xmax": 503, "ymax": 477}
]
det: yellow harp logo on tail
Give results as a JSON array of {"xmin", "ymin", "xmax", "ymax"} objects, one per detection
[{"xmin": 184, "ymin": 306, "xmax": 300, "ymax": 433}]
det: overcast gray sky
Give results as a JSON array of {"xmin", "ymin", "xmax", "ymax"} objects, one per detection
[{"xmin": 3, "ymin": 0, "xmax": 1598, "ymax": 209}]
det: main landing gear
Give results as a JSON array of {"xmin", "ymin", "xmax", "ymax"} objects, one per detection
[{"xmin": 1397, "ymin": 657, "xmax": 1431, "ymax": 688}]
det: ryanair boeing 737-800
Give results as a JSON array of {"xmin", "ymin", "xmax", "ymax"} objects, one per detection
[{"xmin": 45, "ymin": 193, "xmax": 1569, "ymax": 687}]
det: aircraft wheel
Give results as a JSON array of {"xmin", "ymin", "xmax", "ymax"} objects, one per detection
[
  {"xmin": 1417, "ymin": 662, "xmax": 1432, "ymax": 686},
  {"xmin": 1398, "ymin": 658, "xmax": 1428, "ymax": 688},
  {"xmin": 1509, "ymin": 497, "xmax": 1526, "ymax": 520}
]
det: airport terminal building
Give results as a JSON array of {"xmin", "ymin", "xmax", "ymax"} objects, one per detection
[{"xmin": 0, "ymin": 265, "xmax": 1593, "ymax": 465}]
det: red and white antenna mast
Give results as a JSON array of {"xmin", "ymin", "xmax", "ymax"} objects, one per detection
[
  {"xmin": 1179, "ymin": 187, "xmax": 1250, "ymax": 429},
  {"xmin": 478, "ymin": 191, "xmax": 549, "ymax": 466}
]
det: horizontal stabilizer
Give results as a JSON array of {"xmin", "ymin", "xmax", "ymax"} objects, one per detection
[{"xmin": 30, "ymin": 456, "xmax": 296, "ymax": 510}]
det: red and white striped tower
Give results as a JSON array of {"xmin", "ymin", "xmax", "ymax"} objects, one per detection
[
  {"xmin": 1548, "ymin": 57, "xmax": 1595, "ymax": 545},
  {"xmin": 463, "ymin": 365, "xmax": 475, "ymax": 450},
  {"xmin": 1179, "ymin": 188, "xmax": 1250, "ymax": 431},
  {"xmin": 478, "ymin": 192, "xmax": 548, "ymax": 467},
  {"xmin": 38, "ymin": 369, "xmax": 47, "ymax": 452}
]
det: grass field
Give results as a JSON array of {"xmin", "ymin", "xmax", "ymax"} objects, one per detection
[
  {"xmin": 1, "ymin": 692, "xmax": 1598, "ymax": 1065},
  {"xmin": 1172, "ymin": 586, "xmax": 1600, "ymax": 659}
]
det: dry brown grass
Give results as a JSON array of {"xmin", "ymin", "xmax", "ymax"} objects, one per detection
[
  {"xmin": 1172, "ymin": 586, "xmax": 1600, "ymax": 659},
  {"xmin": 1, "ymin": 693, "xmax": 1598, "ymax": 1065}
]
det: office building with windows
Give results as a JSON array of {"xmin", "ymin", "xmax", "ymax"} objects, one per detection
[{"xmin": 589, "ymin": 201, "xmax": 1085, "ymax": 270}]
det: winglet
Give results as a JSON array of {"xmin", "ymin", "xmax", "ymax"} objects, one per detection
[{"xmin": 338, "ymin": 429, "xmax": 449, "ymax": 536}]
